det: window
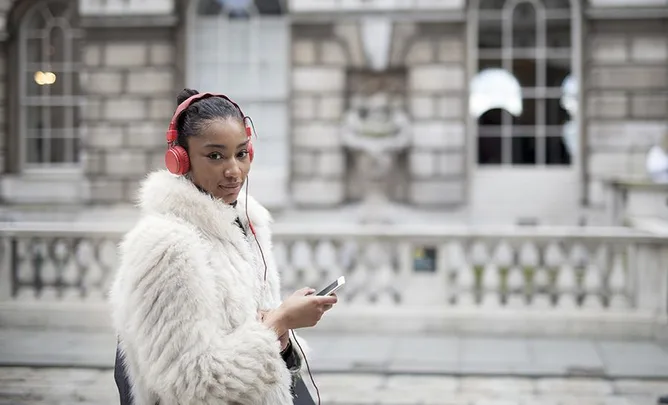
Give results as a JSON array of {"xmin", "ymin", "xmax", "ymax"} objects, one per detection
[
  {"xmin": 18, "ymin": 0, "xmax": 82, "ymax": 170},
  {"xmin": 473, "ymin": 0, "xmax": 574, "ymax": 166},
  {"xmin": 188, "ymin": 0, "xmax": 289, "ymax": 170}
]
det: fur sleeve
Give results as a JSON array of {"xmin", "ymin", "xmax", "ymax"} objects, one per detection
[{"xmin": 112, "ymin": 220, "xmax": 292, "ymax": 405}]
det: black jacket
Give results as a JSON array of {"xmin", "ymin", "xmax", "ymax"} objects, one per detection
[{"xmin": 114, "ymin": 340, "xmax": 315, "ymax": 405}]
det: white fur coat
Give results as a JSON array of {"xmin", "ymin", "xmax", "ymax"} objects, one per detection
[{"xmin": 109, "ymin": 170, "xmax": 298, "ymax": 405}]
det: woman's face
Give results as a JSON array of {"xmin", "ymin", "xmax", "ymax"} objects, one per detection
[{"xmin": 186, "ymin": 117, "xmax": 251, "ymax": 204}]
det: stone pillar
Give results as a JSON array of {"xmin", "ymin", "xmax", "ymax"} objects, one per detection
[
  {"xmin": 405, "ymin": 25, "xmax": 467, "ymax": 207},
  {"xmin": 586, "ymin": 20, "xmax": 668, "ymax": 215},
  {"xmin": 81, "ymin": 37, "xmax": 176, "ymax": 204},
  {"xmin": 0, "ymin": 44, "xmax": 5, "ymax": 174},
  {"xmin": 290, "ymin": 24, "xmax": 348, "ymax": 207}
]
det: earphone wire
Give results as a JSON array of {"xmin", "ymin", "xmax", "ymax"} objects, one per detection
[
  {"xmin": 245, "ymin": 168, "xmax": 320, "ymax": 405},
  {"xmin": 291, "ymin": 329, "xmax": 321, "ymax": 405},
  {"xmin": 245, "ymin": 176, "xmax": 268, "ymax": 282}
]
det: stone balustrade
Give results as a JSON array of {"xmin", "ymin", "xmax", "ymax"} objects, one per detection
[{"xmin": 0, "ymin": 222, "xmax": 666, "ymax": 338}]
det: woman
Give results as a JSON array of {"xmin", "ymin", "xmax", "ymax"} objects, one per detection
[{"xmin": 109, "ymin": 88, "xmax": 337, "ymax": 405}]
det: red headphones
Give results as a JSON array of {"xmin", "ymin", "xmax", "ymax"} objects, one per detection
[{"xmin": 165, "ymin": 92, "xmax": 255, "ymax": 175}]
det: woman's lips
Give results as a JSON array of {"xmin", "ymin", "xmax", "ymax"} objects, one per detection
[{"xmin": 220, "ymin": 184, "xmax": 241, "ymax": 192}]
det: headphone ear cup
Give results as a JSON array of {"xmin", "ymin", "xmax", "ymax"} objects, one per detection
[
  {"xmin": 247, "ymin": 141, "xmax": 254, "ymax": 162},
  {"xmin": 165, "ymin": 145, "xmax": 190, "ymax": 175}
]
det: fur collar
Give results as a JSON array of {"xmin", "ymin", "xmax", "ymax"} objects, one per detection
[{"xmin": 137, "ymin": 170, "xmax": 272, "ymax": 239}]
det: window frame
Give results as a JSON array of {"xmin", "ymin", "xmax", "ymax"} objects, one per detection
[
  {"xmin": 469, "ymin": 0, "xmax": 582, "ymax": 169},
  {"xmin": 16, "ymin": 0, "xmax": 84, "ymax": 174}
]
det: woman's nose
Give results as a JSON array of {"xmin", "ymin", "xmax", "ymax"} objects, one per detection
[{"xmin": 224, "ymin": 162, "xmax": 241, "ymax": 179}]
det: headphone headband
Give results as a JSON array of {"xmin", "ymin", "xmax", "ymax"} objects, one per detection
[{"xmin": 166, "ymin": 92, "xmax": 248, "ymax": 143}]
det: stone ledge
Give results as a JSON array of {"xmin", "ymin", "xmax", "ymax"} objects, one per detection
[
  {"xmin": 3, "ymin": 303, "xmax": 663, "ymax": 340},
  {"xmin": 80, "ymin": 15, "xmax": 177, "ymax": 28}
]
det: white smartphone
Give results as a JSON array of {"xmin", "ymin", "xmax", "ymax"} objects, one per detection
[{"xmin": 316, "ymin": 276, "xmax": 346, "ymax": 296}]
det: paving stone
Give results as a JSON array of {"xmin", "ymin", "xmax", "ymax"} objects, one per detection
[
  {"xmin": 1, "ymin": 367, "xmax": 663, "ymax": 405},
  {"xmin": 459, "ymin": 376, "xmax": 535, "ymax": 394},
  {"xmin": 536, "ymin": 378, "xmax": 614, "ymax": 395},
  {"xmin": 613, "ymin": 379, "xmax": 668, "ymax": 396},
  {"xmin": 460, "ymin": 337, "xmax": 532, "ymax": 367},
  {"xmin": 529, "ymin": 338, "xmax": 605, "ymax": 374},
  {"xmin": 385, "ymin": 375, "xmax": 458, "ymax": 391}
]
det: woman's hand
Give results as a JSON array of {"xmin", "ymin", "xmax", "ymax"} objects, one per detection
[
  {"xmin": 263, "ymin": 287, "xmax": 338, "ymax": 335},
  {"xmin": 323, "ymin": 293, "xmax": 337, "ymax": 312},
  {"xmin": 258, "ymin": 310, "xmax": 290, "ymax": 351}
]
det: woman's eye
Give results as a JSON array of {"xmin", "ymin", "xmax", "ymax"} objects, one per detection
[
  {"xmin": 208, "ymin": 152, "xmax": 223, "ymax": 160},
  {"xmin": 237, "ymin": 150, "xmax": 249, "ymax": 159}
]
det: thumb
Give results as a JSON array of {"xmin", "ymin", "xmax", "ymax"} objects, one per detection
[
  {"xmin": 315, "ymin": 295, "xmax": 338, "ymax": 305},
  {"xmin": 294, "ymin": 287, "xmax": 316, "ymax": 296}
]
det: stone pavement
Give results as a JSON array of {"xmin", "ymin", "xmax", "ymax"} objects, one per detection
[
  {"xmin": 1, "ymin": 367, "xmax": 667, "ymax": 405},
  {"xmin": 2, "ymin": 328, "xmax": 668, "ymax": 378}
]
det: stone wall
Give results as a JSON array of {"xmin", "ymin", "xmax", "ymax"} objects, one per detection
[
  {"xmin": 81, "ymin": 29, "xmax": 176, "ymax": 204},
  {"xmin": 403, "ymin": 23, "xmax": 467, "ymax": 207},
  {"xmin": 290, "ymin": 23, "xmax": 348, "ymax": 207},
  {"xmin": 586, "ymin": 20, "xmax": 668, "ymax": 212}
]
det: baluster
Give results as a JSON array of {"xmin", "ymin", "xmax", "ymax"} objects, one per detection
[
  {"xmin": 481, "ymin": 263, "xmax": 501, "ymax": 307},
  {"xmin": 348, "ymin": 240, "xmax": 369, "ymax": 305},
  {"xmin": 556, "ymin": 263, "xmax": 578, "ymax": 309},
  {"xmin": 494, "ymin": 241, "xmax": 515, "ymax": 307},
  {"xmin": 102, "ymin": 240, "xmax": 119, "ymax": 299},
  {"xmin": 363, "ymin": 241, "xmax": 387, "ymax": 305},
  {"xmin": 83, "ymin": 240, "xmax": 109, "ymax": 301},
  {"xmin": 53, "ymin": 239, "xmax": 76, "ymax": 300},
  {"xmin": 274, "ymin": 241, "xmax": 294, "ymax": 295},
  {"xmin": 291, "ymin": 240, "xmax": 316, "ymax": 288},
  {"xmin": 582, "ymin": 262, "xmax": 603, "ymax": 309},
  {"xmin": 38, "ymin": 239, "xmax": 58, "ymax": 299},
  {"xmin": 608, "ymin": 250, "xmax": 629, "ymax": 309},
  {"xmin": 470, "ymin": 240, "xmax": 489, "ymax": 306},
  {"xmin": 568, "ymin": 243, "xmax": 589, "ymax": 308},
  {"xmin": 543, "ymin": 242, "xmax": 563, "ymax": 308},
  {"xmin": 314, "ymin": 240, "xmax": 339, "ymax": 289},
  {"xmin": 73, "ymin": 240, "xmax": 96, "ymax": 301},
  {"xmin": 506, "ymin": 267, "xmax": 525, "ymax": 307},
  {"xmin": 520, "ymin": 242, "xmax": 547, "ymax": 308},
  {"xmin": 15, "ymin": 240, "xmax": 35, "ymax": 299},
  {"xmin": 15, "ymin": 239, "xmax": 34, "ymax": 299},
  {"xmin": 456, "ymin": 241, "xmax": 476, "ymax": 307},
  {"xmin": 61, "ymin": 242, "xmax": 81, "ymax": 301},
  {"xmin": 376, "ymin": 242, "xmax": 399, "ymax": 305},
  {"xmin": 445, "ymin": 242, "xmax": 465, "ymax": 306}
]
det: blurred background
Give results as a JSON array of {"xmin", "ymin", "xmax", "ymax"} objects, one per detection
[{"xmin": 1, "ymin": 0, "xmax": 668, "ymax": 404}]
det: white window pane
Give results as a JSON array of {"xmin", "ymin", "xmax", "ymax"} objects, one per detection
[
  {"xmin": 227, "ymin": 21, "xmax": 251, "ymax": 63},
  {"xmin": 219, "ymin": 63, "xmax": 255, "ymax": 98},
  {"xmin": 244, "ymin": 102, "xmax": 288, "ymax": 141},
  {"xmin": 194, "ymin": 63, "xmax": 223, "ymax": 91},
  {"xmin": 258, "ymin": 18, "xmax": 288, "ymax": 62},
  {"xmin": 252, "ymin": 138, "xmax": 288, "ymax": 167},
  {"xmin": 258, "ymin": 63, "xmax": 287, "ymax": 98}
]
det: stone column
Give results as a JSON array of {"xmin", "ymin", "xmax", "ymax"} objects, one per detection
[
  {"xmin": 586, "ymin": 20, "xmax": 668, "ymax": 219},
  {"xmin": 0, "ymin": 44, "xmax": 5, "ymax": 174},
  {"xmin": 405, "ymin": 26, "xmax": 467, "ymax": 207},
  {"xmin": 290, "ymin": 25, "xmax": 349, "ymax": 207}
]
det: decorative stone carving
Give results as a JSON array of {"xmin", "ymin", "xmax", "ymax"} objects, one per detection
[{"xmin": 341, "ymin": 90, "xmax": 411, "ymax": 223}]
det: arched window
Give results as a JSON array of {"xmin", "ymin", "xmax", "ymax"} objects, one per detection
[
  {"xmin": 472, "ymin": 0, "xmax": 575, "ymax": 166},
  {"xmin": 187, "ymin": 0, "xmax": 290, "ymax": 206},
  {"xmin": 18, "ymin": 0, "xmax": 82, "ymax": 170}
]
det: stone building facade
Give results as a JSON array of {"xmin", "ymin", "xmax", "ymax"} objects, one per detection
[{"xmin": 0, "ymin": 0, "xmax": 666, "ymax": 225}]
